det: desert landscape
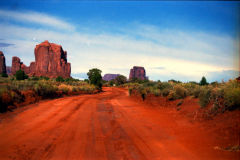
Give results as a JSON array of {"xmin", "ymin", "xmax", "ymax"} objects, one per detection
[{"xmin": 0, "ymin": 1, "xmax": 240, "ymax": 160}]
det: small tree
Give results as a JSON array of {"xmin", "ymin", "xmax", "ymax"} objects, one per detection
[
  {"xmin": 200, "ymin": 76, "xmax": 208, "ymax": 86},
  {"xmin": 87, "ymin": 68, "xmax": 102, "ymax": 90},
  {"xmin": 15, "ymin": 69, "xmax": 28, "ymax": 80},
  {"xmin": 115, "ymin": 75, "xmax": 127, "ymax": 86}
]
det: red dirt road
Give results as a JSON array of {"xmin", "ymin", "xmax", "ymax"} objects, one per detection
[{"xmin": 0, "ymin": 87, "xmax": 239, "ymax": 160}]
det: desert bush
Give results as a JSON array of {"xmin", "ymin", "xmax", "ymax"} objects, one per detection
[
  {"xmin": 34, "ymin": 82, "xmax": 58, "ymax": 98},
  {"xmin": 161, "ymin": 88, "xmax": 170, "ymax": 97},
  {"xmin": 56, "ymin": 76, "xmax": 64, "ymax": 82},
  {"xmin": 137, "ymin": 87, "xmax": 147, "ymax": 101},
  {"xmin": 31, "ymin": 76, "xmax": 40, "ymax": 81},
  {"xmin": 174, "ymin": 85, "xmax": 187, "ymax": 99},
  {"xmin": 58, "ymin": 84, "xmax": 71, "ymax": 94},
  {"xmin": 199, "ymin": 87, "xmax": 211, "ymax": 108},
  {"xmin": 211, "ymin": 87, "xmax": 224, "ymax": 100},
  {"xmin": 192, "ymin": 86, "xmax": 201, "ymax": 98},
  {"xmin": 128, "ymin": 88, "xmax": 133, "ymax": 96},
  {"xmin": 167, "ymin": 90, "xmax": 177, "ymax": 100},
  {"xmin": 224, "ymin": 87, "xmax": 240, "ymax": 110},
  {"xmin": 153, "ymin": 88, "xmax": 160, "ymax": 96},
  {"xmin": 115, "ymin": 75, "xmax": 127, "ymax": 86},
  {"xmin": 15, "ymin": 70, "xmax": 28, "ymax": 80},
  {"xmin": 157, "ymin": 82, "xmax": 173, "ymax": 90},
  {"xmin": 1, "ymin": 72, "xmax": 8, "ymax": 77}
]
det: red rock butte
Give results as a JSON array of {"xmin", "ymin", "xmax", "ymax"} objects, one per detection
[
  {"xmin": 11, "ymin": 40, "xmax": 71, "ymax": 78},
  {"xmin": 129, "ymin": 66, "xmax": 147, "ymax": 80}
]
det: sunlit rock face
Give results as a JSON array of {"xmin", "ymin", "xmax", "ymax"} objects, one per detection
[
  {"xmin": 129, "ymin": 66, "xmax": 147, "ymax": 80},
  {"xmin": 11, "ymin": 56, "xmax": 21, "ymax": 75},
  {"xmin": 11, "ymin": 56, "xmax": 31, "ymax": 75},
  {"xmin": 0, "ymin": 51, "xmax": 6, "ymax": 74},
  {"xmin": 103, "ymin": 74, "xmax": 120, "ymax": 81},
  {"xmin": 34, "ymin": 40, "xmax": 71, "ymax": 78}
]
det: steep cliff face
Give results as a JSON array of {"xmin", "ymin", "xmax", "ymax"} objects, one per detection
[
  {"xmin": 0, "ymin": 51, "xmax": 6, "ymax": 74},
  {"xmin": 129, "ymin": 66, "xmax": 147, "ymax": 80},
  {"xmin": 103, "ymin": 74, "xmax": 120, "ymax": 81},
  {"xmin": 34, "ymin": 40, "xmax": 71, "ymax": 78}
]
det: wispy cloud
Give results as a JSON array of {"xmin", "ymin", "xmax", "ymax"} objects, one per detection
[
  {"xmin": 0, "ymin": 9, "xmax": 75, "ymax": 31},
  {"xmin": 0, "ymin": 9, "xmax": 238, "ymax": 82},
  {"xmin": 0, "ymin": 42, "xmax": 14, "ymax": 47}
]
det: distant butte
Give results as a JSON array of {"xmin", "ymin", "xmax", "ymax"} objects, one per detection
[
  {"xmin": 103, "ymin": 74, "xmax": 120, "ymax": 81},
  {"xmin": 129, "ymin": 66, "xmax": 147, "ymax": 80}
]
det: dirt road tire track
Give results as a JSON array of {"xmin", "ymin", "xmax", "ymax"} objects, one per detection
[{"xmin": 0, "ymin": 87, "xmax": 239, "ymax": 160}]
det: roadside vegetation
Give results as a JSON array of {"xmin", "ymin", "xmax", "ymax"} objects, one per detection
[
  {"xmin": 122, "ymin": 76, "xmax": 240, "ymax": 114},
  {"xmin": 0, "ymin": 70, "xmax": 97, "ymax": 113}
]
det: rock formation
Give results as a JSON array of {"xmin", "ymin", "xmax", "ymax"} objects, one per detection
[
  {"xmin": 129, "ymin": 66, "xmax": 147, "ymax": 80},
  {"xmin": 33, "ymin": 40, "xmax": 71, "ymax": 78},
  {"xmin": 10, "ymin": 40, "xmax": 71, "ymax": 78},
  {"xmin": 103, "ymin": 74, "xmax": 120, "ymax": 81},
  {"xmin": 11, "ymin": 56, "xmax": 22, "ymax": 75},
  {"xmin": 0, "ymin": 51, "xmax": 7, "ymax": 74}
]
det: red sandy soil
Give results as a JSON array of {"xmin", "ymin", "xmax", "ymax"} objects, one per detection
[{"xmin": 0, "ymin": 87, "xmax": 239, "ymax": 160}]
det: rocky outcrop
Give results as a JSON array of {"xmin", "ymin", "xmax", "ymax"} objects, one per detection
[
  {"xmin": 0, "ymin": 51, "xmax": 6, "ymax": 74},
  {"xmin": 11, "ymin": 57, "xmax": 31, "ymax": 75},
  {"xmin": 103, "ymin": 74, "xmax": 120, "ymax": 81},
  {"xmin": 33, "ymin": 40, "xmax": 71, "ymax": 78},
  {"xmin": 10, "ymin": 40, "xmax": 71, "ymax": 78},
  {"xmin": 129, "ymin": 66, "xmax": 147, "ymax": 80},
  {"xmin": 11, "ymin": 56, "xmax": 22, "ymax": 75}
]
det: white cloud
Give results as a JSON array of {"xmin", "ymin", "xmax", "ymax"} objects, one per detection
[
  {"xmin": 0, "ymin": 10, "xmax": 75, "ymax": 31},
  {"xmin": 0, "ymin": 11, "xmax": 238, "ymax": 82}
]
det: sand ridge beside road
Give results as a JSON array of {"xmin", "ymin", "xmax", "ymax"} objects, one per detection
[{"xmin": 0, "ymin": 87, "xmax": 239, "ymax": 160}]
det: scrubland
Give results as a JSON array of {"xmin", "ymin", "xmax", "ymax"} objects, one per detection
[{"xmin": 0, "ymin": 76, "xmax": 97, "ymax": 112}]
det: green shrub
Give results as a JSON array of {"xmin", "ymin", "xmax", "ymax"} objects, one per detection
[
  {"xmin": 224, "ymin": 88, "xmax": 240, "ymax": 110},
  {"xmin": 193, "ymin": 86, "xmax": 201, "ymax": 98},
  {"xmin": 153, "ymin": 89, "xmax": 160, "ymax": 96},
  {"xmin": 199, "ymin": 87, "xmax": 211, "ymax": 108},
  {"xmin": 161, "ymin": 88, "xmax": 170, "ymax": 97},
  {"xmin": 128, "ymin": 88, "xmax": 133, "ymax": 96},
  {"xmin": 174, "ymin": 85, "xmax": 187, "ymax": 99},
  {"xmin": 1, "ymin": 72, "xmax": 8, "ymax": 77},
  {"xmin": 168, "ymin": 90, "xmax": 177, "ymax": 100},
  {"xmin": 34, "ymin": 83, "xmax": 58, "ymax": 98},
  {"xmin": 31, "ymin": 76, "xmax": 39, "ymax": 81},
  {"xmin": 15, "ymin": 70, "xmax": 28, "ymax": 80},
  {"xmin": 158, "ymin": 82, "xmax": 172, "ymax": 90},
  {"xmin": 40, "ymin": 76, "xmax": 50, "ymax": 80},
  {"xmin": 56, "ymin": 76, "xmax": 64, "ymax": 82},
  {"xmin": 115, "ymin": 75, "xmax": 127, "ymax": 86}
]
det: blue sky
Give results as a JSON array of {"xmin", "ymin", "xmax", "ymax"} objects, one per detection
[{"xmin": 0, "ymin": 0, "xmax": 239, "ymax": 82}]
